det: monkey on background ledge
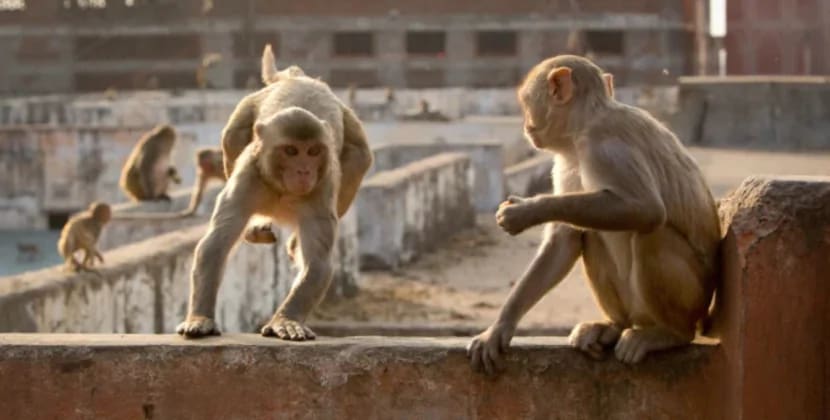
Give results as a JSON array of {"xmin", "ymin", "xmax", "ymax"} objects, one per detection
[
  {"xmin": 57, "ymin": 201, "xmax": 111, "ymax": 273},
  {"xmin": 119, "ymin": 124, "xmax": 182, "ymax": 202},
  {"xmin": 467, "ymin": 55, "xmax": 720, "ymax": 373}
]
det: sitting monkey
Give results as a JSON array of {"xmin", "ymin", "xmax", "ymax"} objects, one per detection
[
  {"xmin": 467, "ymin": 55, "xmax": 720, "ymax": 373},
  {"xmin": 57, "ymin": 202, "xmax": 112, "ymax": 272},
  {"xmin": 120, "ymin": 124, "xmax": 182, "ymax": 202},
  {"xmin": 176, "ymin": 45, "xmax": 373, "ymax": 341}
]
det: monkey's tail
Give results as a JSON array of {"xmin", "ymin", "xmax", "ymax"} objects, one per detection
[{"xmin": 261, "ymin": 44, "xmax": 279, "ymax": 85}]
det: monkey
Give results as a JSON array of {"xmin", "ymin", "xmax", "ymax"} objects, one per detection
[
  {"xmin": 119, "ymin": 124, "xmax": 181, "ymax": 202},
  {"xmin": 221, "ymin": 45, "xmax": 372, "ymax": 250},
  {"xmin": 181, "ymin": 147, "xmax": 227, "ymax": 216},
  {"xmin": 176, "ymin": 44, "xmax": 373, "ymax": 341},
  {"xmin": 467, "ymin": 55, "xmax": 720, "ymax": 373},
  {"xmin": 57, "ymin": 202, "xmax": 112, "ymax": 273}
]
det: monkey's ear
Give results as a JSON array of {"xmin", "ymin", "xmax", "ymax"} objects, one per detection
[{"xmin": 546, "ymin": 67, "xmax": 574, "ymax": 105}]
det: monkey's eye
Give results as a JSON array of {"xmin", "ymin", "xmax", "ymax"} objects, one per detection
[
  {"xmin": 284, "ymin": 145, "xmax": 299, "ymax": 156},
  {"xmin": 307, "ymin": 145, "xmax": 322, "ymax": 157}
]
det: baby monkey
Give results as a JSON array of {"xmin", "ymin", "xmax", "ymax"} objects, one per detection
[{"xmin": 57, "ymin": 202, "xmax": 112, "ymax": 272}]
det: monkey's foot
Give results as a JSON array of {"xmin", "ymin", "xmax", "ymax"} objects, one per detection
[
  {"xmin": 176, "ymin": 316, "xmax": 221, "ymax": 339},
  {"xmin": 244, "ymin": 224, "xmax": 277, "ymax": 244},
  {"xmin": 261, "ymin": 316, "xmax": 316, "ymax": 341},
  {"xmin": 568, "ymin": 321, "xmax": 622, "ymax": 359},
  {"xmin": 614, "ymin": 328, "xmax": 688, "ymax": 364}
]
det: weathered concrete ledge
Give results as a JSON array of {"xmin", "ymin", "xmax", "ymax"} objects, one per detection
[
  {"xmin": 0, "ymin": 211, "xmax": 359, "ymax": 333},
  {"xmin": 369, "ymin": 141, "xmax": 505, "ymax": 211},
  {"xmin": 309, "ymin": 321, "xmax": 571, "ymax": 337},
  {"xmin": 672, "ymin": 76, "xmax": 830, "ymax": 150},
  {"xmin": 0, "ymin": 334, "xmax": 722, "ymax": 420},
  {"xmin": 504, "ymin": 153, "xmax": 553, "ymax": 197},
  {"xmin": 98, "ymin": 184, "xmax": 222, "ymax": 250},
  {"xmin": 357, "ymin": 152, "xmax": 475, "ymax": 270}
]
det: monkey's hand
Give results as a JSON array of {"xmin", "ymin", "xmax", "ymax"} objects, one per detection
[
  {"xmin": 261, "ymin": 315, "xmax": 316, "ymax": 341},
  {"xmin": 176, "ymin": 316, "xmax": 220, "ymax": 338},
  {"xmin": 466, "ymin": 321, "xmax": 515, "ymax": 375},
  {"xmin": 495, "ymin": 196, "xmax": 538, "ymax": 236}
]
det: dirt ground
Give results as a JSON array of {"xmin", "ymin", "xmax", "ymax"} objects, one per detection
[{"xmin": 313, "ymin": 147, "xmax": 830, "ymax": 331}]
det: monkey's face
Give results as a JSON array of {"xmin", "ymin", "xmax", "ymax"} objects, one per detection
[
  {"xmin": 518, "ymin": 65, "xmax": 573, "ymax": 150},
  {"xmin": 270, "ymin": 140, "xmax": 327, "ymax": 196}
]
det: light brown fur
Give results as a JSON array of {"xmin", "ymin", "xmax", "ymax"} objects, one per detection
[
  {"xmin": 120, "ymin": 124, "xmax": 181, "ymax": 202},
  {"xmin": 467, "ymin": 55, "xmax": 720, "ymax": 373},
  {"xmin": 182, "ymin": 147, "xmax": 226, "ymax": 216},
  {"xmin": 177, "ymin": 45, "xmax": 372, "ymax": 340},
  {"xmin": 57, "ymin": 202, "xmax": 112, "ymax": 272}
]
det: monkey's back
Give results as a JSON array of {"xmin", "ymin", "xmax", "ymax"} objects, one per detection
[
  {"xmin": 257, "ymin": 77, "xmax": 345, "ymax": 152},
  {"xmin": 119, "ymin": 136, "xmax": 150, "ymax": 200},
  {"xmin": 590, "ymin": 104, "xmax": 721, "ymax": 269}
]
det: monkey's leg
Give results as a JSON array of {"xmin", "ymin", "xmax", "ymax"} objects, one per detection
[
  {"xmin": 336, "ymin": 106, "xmax": 373, "ymax": 217},
  {"xmin": 177, "ymin": 187, "xmax": 253, "ymax": 338},
  {"xmin": 261, "ymin": 211, "xmax": 336, "ymax": 341},
  {"xmin": 82, "ymin": 249, "xmax": 94, "ymax": 268},
  {"xmin": 221, "ymin": 93, "xmax": 260, "ymax": 178},
  {"xmin": 569, "ymin": 232, "xmax": 629, "ymax": 359},
  {"xmin": 468, "ymin": 224, "xmax": 582, "ymax": 374},
  {"xmin": 614, "ymin": 227, "xmax": 707, "ymax": 364}
]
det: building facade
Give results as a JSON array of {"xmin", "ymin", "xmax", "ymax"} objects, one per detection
[
  {"xmin": 0, "ymin": 0, "xmax": 698, "ymax": 94},
  {"xmin": 725, "ymin": 0, "xmax": 830, "ymax": 75}
]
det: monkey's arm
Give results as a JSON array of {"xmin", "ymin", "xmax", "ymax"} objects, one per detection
[
  {"xmin": 183, "ymin": 172, "xmax": 208, "ymax": 216},
  {"xmin": 186, "ymin": 178, "xmax": 256, "ymax": 320},
  {"xmin": 336, "ymin": 106, "xmax": 373, "ymax": 217},
  {"xmin": 505, "ymin": 189, "xmax": 665, "ymax": 233},
  {"xmin": 221, "ymin": 93, "xmax": 261, "ymax": 178},
  {"xmin": 497, "ymin": 224, "xmax": 582, "ymax": 326},
  {"xmin": 468, "ymin": 224, "xmax": 582, "ymax": 374},
  {"xmin": 498, "ymin": 139, "xmax": 665, "ymax": 234}
]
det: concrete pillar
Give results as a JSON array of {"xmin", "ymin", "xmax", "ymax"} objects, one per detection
[
  {"xmin": 715, "ymin": 176, "xmax": 830, "ymax": 419},
  {"xmin": 445, "ymin": 30, "xmax": 473, "ymax": 86},
  {"xmin": 375, "ymin": 29, "xmax": 405, "ymax": 87}
]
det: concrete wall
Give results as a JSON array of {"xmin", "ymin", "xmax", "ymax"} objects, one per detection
[
  {"xmin": 0, "ymin": 210, "xmax": 360, "ymax": 333},
  {"xmin": 0, "ymin": 175, "xmax": 827, "ymax": 419},
  {"xmin": 671, "ymin": 76, "xmax": 830, "ymax": 150},
  {"xmin": 0, "ymin": 335, "xmax": 723, "ymax": 420},
  {"xmin": 98, "ymin": 184, "xmax": 221, "ymax": 251},
  {"xmin": 370, "ymin": 141, "xmax": 504, "ymax": 212},
  {"xmin": 504, "ymin": 153, "xmax": 553, "ymax": 197},
  {"xmin": 0, "ymin": 126, "xmax": 199, "ymax": 229},
  {"xmin": 357, "ymin": 152, "xmax": 475, "ymax": 270},
  {"xmin": 714, "ymin": 175, "xmax": 830, "ymax": 420}
]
